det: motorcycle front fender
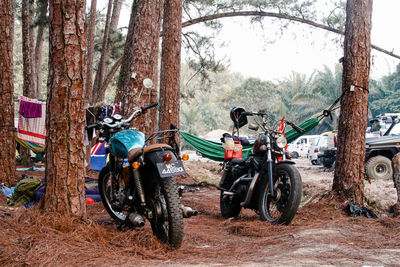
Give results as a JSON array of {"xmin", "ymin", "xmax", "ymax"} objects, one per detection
[{"xmin": 276, "ymin": 159, "xmax": 296, "ymax": 166}]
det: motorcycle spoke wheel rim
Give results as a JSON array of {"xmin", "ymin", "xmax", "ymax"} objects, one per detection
[
  {"xmin": 103, "ymin": 174, "xmax": 128, "ymax": 221},
  {"xmin": 265, "ymin": 172, "xmax": 292, "ymax": 221}
]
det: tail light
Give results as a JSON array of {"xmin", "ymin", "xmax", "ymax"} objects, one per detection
[
  {"xmin": 314, "ymin": 148, "xmax": 319, "ymax": 153},
  {"xmin": 132, "ymin": 162, "xmax": 140, "ymax": 169},
  {"xmin": 164, "ymin": 153, "xmax": 173, "ymax": 162},
  {"xmin": 182, "ymin": 154, "xmax": 189, "ymax": 161}
]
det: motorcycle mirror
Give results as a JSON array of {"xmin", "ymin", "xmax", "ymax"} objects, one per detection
[
  {"xmin": 143, "ymin": 78, "xmax": 154, "ymax": 89},
  {"xmin": 248, "ymin": 123, "xmax": 259, "ymax": 131}
]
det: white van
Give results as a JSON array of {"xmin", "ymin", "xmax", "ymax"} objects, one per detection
[{"xmin": 287, "ymin": 135, "xmax": 319, "ymax": 158}]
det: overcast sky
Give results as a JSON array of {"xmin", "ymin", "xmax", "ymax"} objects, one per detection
[
  {"xmin": 212, "ymin": 0, "xmax": 400, "ymax": 81},
  {"xmin": 112, "ymin": 0, "xmax": 400, "ymax": 81}
]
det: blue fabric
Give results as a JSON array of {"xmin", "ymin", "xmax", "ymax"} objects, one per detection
[
  {"xmin": 90, "ymin": 155, "xmax": 108, "ymax": 172},
  {"xmin": 1, "ymin": 184, "xmax": 15, "ymax": 197}
]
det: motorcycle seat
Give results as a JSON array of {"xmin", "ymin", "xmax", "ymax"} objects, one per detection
[{"xmin": 127, "ymin": 144, "xmax": 173, "ymax": 163}]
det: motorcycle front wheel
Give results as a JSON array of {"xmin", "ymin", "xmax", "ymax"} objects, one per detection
[
  {"xmin": 258, "ymin": 163, "xmax": 302, "ymax": 225},
  {"xmin": 98, "ymin": 165, "xmax": 128, "ymax": 223},
  {"xmin": 149, "ymin": 177, "xmax": 183, "ymax": 248}
]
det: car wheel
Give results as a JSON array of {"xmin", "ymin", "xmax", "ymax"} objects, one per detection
[
  {"xmin": 311, "ymin": 160, "xmax": 317, "ymax": 165},
  {"xmin": 365, "ymin": 155, "xmax": 392, "ymax": 180},
  {"xmin": 291, "ymin": 151, "xmax": 299, "ymax": 159}
]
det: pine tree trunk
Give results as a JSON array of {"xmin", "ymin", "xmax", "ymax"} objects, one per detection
[
  {"xmin": 332, "ymin": 0, "xmax": 372, "ymax": 205},
  {"xmin": 86, "ymin": 0, "xmax": 97, "ymax": 104},
  {"xmin": 110, "ymin": 0, "xmax": 123, "ymax": 30},
  {"xmin": 35, "ymin": 25, "xmax": 44, "ymax": 97},
  {"xmin": 92, "ymin": 0, "xmax": 113, "ymax": 104},
  {"xmin": 35, "ymin": 0, "xmax": 48, "ymax": 98},
  {"xmin": 115, "ymin": 0, "xmax": 163, "ymax": 136},
  {"xmin": 22, "ymin": 0, "xmax": 37, "ymax": 98},
  {"xmin": 159, "ymin": 0, "xmax": 182, "ymax": 143},
  {"xmin": 44, "ymin": 0, "xmax": 87, "ymax": 216},
  {"xmin": 0, "ymin": 0, "xmax": 15, "ymax": 185},
  {"xmin": 92, "ymin": 0, "xmax": 124, "ymax": 104}
]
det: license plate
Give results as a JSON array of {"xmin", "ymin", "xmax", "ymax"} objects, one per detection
[{"xmin": 156, "ymin": 160, "xmax": 186, "ymax": 178}]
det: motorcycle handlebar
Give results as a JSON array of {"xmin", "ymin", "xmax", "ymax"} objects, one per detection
[
  {"xmin": 141, "ymin": 102, "xmax": 158, "ymax": 112},
  {"xmin": 90, "ymin": 102, "xmax": 159, "ymax": 129},
  {"xmin": 242, "ymin": 111, "xmax": 266, "ymax": 117},
  {"xmin": 86, "ymin": 123, "xmax": 98, "ymax": 130}
]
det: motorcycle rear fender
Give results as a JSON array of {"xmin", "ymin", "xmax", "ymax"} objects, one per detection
[{"xmin": 144, "ymin": 147, "xmax": 178, "ymax": 166}]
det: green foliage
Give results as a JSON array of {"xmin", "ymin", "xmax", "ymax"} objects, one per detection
[
  {"xmin": 180, "ymin": 63, "xmax": 344, "ymax": 137},
  {"xmin": 181, "ymin": 60, "xmax": 400, "ymax": 138},
  {"xmin": 180, "ymin": 64, "xmax": 244, "ymax": 135},
  {"xmin": 369, "ymin": 63, "xmax": 400, "ymax": 116}
]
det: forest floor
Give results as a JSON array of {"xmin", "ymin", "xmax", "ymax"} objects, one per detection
[{"xmin": 1, "ymin": 157, "xmax": 400, "ymax": 266}]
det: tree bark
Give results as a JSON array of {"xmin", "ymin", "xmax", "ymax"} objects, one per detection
[
  {"xmin": 22, "ymin": 0, "xmax": 37, "ymax": 98},
  {"xmin": 92, "ymin": 0, "xmax": 113, "ymax": 104},
  {"xmin": 115, "ymin": 0, "xmax": 163, "ymax": 136},
  {"xmin": 44, "ymin": 0, "xmax": 87, "ymax": 217},
  {"xmin": 392, "ymin": 153, "xmax": 400, "ymax": 216},
  {"xmin": 85, "ymin": 0, "xmax": 97, "ymax": 104},
  {"xmin": 110, "ymin": 0, "xmax": 124, "ymax": 30},
  {"xmin": 0, "ymin": 0, "xmax": 15, "ymax": 185},
  {"xmin": 35, "ymin": 0, "xmax": 49, "ymax": 98},
  {"xmin": 159, "ymin": 0, "xmax": 182, "ymax": 142},
  {"xmin": 332, "ymin": 0, "xmax": 372, "ymax": 205}
]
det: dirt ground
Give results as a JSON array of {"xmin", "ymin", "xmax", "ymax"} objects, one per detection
[{"xmin": 1, "ymin": 157, "xmax": 400, "ymax": 266}]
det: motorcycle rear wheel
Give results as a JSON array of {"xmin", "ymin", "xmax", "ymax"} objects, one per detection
[
  {"xmin": 258, "ymin": 163, "xmax": 302, "ymax": 225},
  {"xmin": 149, "ymin": 177, "xmax": 183, "ymax": 248},
  {"xmin": 98, "ymin": 165, "xmax": 128, "ymax": 223}
]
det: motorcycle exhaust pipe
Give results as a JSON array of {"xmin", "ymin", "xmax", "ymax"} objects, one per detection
[
  {"xmin": 128, "ymin": 212, "xmax": 145, "ymax": 227},
  {"xmin": 181, "ymin": 205, "xmax": 198, "ymax": 218}
]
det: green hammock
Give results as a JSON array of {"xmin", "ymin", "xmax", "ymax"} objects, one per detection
[
  {"xmin": 285, "ymin": 117, "xmax": 320, "ymax": 143},
  {"xmin": 179, "ymin": 131, "xmax": 253, "ymax": 162},
  {"xmin": 179, "ymin": 117, "xmax": 321, "ymax": 162}
]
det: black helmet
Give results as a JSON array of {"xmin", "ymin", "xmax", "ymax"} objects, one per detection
[{"xmin": 230, "ymin": 106, "xmax": 248, "ymax": 128}]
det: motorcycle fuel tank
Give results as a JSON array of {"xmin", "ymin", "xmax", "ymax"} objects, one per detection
[
  {"xmin": 109, "ymin": 129, "xmax": 145, "ymax": 158},
  {"xmin": 252, "ymin": 134, "xmax": 267, "ymax": 155}
]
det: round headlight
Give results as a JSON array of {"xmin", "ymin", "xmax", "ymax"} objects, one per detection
[{"xmin": 276, "ymin": 135, "xmax": 287, "ymax": 149}]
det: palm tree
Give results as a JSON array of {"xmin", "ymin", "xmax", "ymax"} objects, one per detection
[{"xmin": 291, "ymin": 65, "xmax": 342, "ymax": 132}]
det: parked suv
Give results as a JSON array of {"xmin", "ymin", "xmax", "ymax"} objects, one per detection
[
  {"xmin": 287, "ymin": 135, "xmax": 319, "ymax": 158},
  {"xmin": 364, "ymin": 121, "xmax": 400, "ymax": 179},
  {"xmin": 319, "ymin": 118, "xmax": 400, "ymax": 179}
]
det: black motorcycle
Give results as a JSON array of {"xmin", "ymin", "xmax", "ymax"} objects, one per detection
[
  {"xmin": 87, "ymin": 82, "xmax": 197, "ymax": 248},
  {"xmin": 219, "ymin": 107, "xmax": 302, "ymax": 225}
]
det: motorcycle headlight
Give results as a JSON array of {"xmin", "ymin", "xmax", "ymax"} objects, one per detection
[{"xmin": 276, "ymin": 135, "xmax": 287, "ymax": 149}]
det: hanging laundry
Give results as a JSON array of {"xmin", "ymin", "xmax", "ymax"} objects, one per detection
[
  {"xmin": 17, "ymin": 96, "xmax": 46, "ymax": 146},
  {"xmin": 19, "ymin": 99, "xmax": 42, "ymax": 118}
]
